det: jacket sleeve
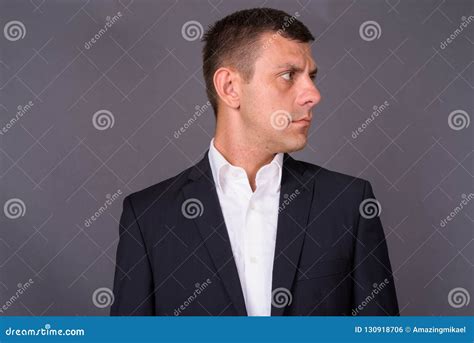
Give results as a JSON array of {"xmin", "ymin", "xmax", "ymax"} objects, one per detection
[
  {"xmin": 110, "ymin": 195, "xmax": 155, "ymax": 315},
  {"xmin": 352, "ymin": 181, "xmax": 399, "ymax": 315}
]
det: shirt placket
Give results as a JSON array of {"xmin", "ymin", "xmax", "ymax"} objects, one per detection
[{"xmin": 244, "ymin": 188, "xmax": 269, "ymax": 315}]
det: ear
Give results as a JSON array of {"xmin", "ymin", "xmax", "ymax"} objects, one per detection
[{"xmin": 213, "ymin": 67, "xmax": 241, "ymax": 110}]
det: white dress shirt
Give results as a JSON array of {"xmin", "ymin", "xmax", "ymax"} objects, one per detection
[{"xmin": 208, "ymin": 138, "xmax": 283, "ymax": 316}]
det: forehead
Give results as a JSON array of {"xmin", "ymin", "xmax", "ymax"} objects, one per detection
[{"xmin": 256, "ymin": 32, "xmax": 317, "ymax": 69}]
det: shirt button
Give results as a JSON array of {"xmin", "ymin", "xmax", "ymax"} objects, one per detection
[
  {"xmin": 250, "ymin": 256, "xmax": 258, "ymax": 264},
  {"xmin": 249, "ymin": 204, "xmax": 256, "ymax": 211}
]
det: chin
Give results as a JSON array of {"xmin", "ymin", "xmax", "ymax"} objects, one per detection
[{"xmin": 280, "ymin": 134, "xmax": 307, "ymax": 153}]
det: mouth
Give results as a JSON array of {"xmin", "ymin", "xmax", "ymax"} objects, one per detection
[{"xmin": 291, "ymin": 117, "xmax": 312, "ymax": 125}]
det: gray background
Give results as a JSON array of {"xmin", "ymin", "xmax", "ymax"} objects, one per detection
[{"xmin": 0, "ymin": 0, "xmax": 472, "ymax": 316}]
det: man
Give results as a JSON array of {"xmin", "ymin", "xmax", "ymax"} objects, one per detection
[{"xmin": 111, "ymin": 8, "xmax": 399, "ymax": 316}]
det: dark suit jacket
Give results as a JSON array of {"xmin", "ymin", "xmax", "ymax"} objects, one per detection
[{"xmin": 110, "ymin": 152, "xmax": 399, "ymax": 316}]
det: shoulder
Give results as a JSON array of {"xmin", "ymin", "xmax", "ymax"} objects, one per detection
[
  {"xmin": 295, "ymin": 158, "xmax": 368, "ymax": 185},
  {"xmin": 291, "ymin": 158, "xmax": 370, "ymax": 197},
  {"xmin": 124, "ymin": 164, "xmax": 195, "ymax": 209}
]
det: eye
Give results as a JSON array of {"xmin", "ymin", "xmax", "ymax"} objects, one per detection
[{"xmin": 281, "ymin": 71, "xmax": 294, "ymax": 81}]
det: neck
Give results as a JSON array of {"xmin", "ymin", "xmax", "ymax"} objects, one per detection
[{"xmin": 214, "ymin": 120, "xmax": 275, "ymax": 192}]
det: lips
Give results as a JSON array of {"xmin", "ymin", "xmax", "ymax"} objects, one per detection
[
  {"xmin": 291, "ymin": 112, "xmax": 312, "ymax": 122},
  {"xmin": 292, "ymin": 117, "xmax": 311, "ymax": 124}
]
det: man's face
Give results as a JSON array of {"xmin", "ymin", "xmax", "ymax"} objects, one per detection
[{"xmin": 238, "ymin": 32, "xmax": 321, "ymax": 154}]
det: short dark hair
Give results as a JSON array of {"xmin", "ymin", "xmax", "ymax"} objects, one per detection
[{"xmin": 201, "ymin": 8, "xmax": 315, "ymax": 116}]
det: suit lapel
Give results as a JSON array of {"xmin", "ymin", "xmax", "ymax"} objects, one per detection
[
  {"xmin": 182, "ymin": 151, "xmax": 248, "ymax": 316},
  {"xmin": 271, "ymin": 154, "xmax": 316, "ymax": 316}
]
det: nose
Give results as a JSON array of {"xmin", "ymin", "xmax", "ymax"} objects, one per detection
[{"xmin": 297, "ymin": 78, "xmax": 321, "ymax": 110}]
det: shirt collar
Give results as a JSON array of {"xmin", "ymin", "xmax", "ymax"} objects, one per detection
[{"xmin": 208, "ymin": 138, "xmax": 283, "ymax": 194}]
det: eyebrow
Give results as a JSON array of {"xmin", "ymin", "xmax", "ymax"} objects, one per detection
[{"xmin": 275, "ymin": 63, "xmax": 318, "ymax": 75}]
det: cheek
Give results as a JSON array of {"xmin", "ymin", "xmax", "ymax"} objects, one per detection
[
  {"xmin": 241, "ymin": 84, "xmax": 271, "ymax": 118},
  {"xmin": 241, "ymin": 79, "xmax": 291, "ymax": 129}
]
